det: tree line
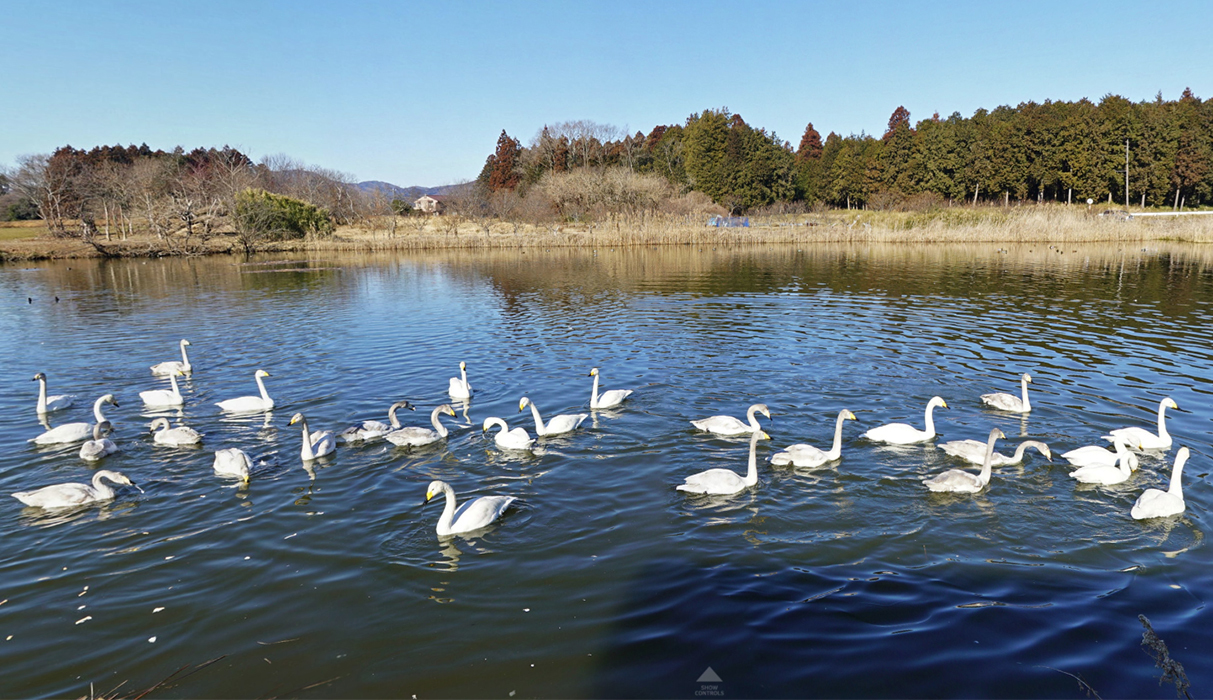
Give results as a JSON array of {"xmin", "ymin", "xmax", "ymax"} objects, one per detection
[{"xmin": 478, "ymin": 90, "xmax": 1213, "ymax": 213}]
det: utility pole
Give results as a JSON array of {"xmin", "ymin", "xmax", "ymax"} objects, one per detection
[{"xmin": 1125, "ymin": 139, "xmax": 1130, "ymax": 208}]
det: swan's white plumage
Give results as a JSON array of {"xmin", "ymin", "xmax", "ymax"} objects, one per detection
[
  {"xmin": 864, "ymin": 396, "xmax": 948, "ymax": 444},
  {"xmin": 33, "ymin": 372, "xmax": 75, "ymax": 414},
  {"xmin": 1069, "ymin": 453, "xmax": 1133, "ymax": 485},
  {"xmin": 31, "ymin": 394, "xmax": 118, "ymax": 445},
  {"xmin": 770, "ymin": 409, "xmax": 855, "ymax": 467},
  {"xmin": 589, "ymin": 368, "xmax": 632, "ymax": 409},
  {"xmin": 216, "ymin": 369, "xmax": 273, "ymax": 412},
  {"xmin": 425, "ymin": 480, "xmax": 516, "ymax": 536},
  {"xmin": 1106, "ymin": 397, "xmax": 1178, "ymax": 450},
  {"xmin": 678, "ymin": 430, "xmax": 769, "ymax": 495},
  {"xmin": 385, "ymin": 405, "xmax": 456, "ymax": 447},
  {"xmin": 691, "ymin": 403, "xmax": 771, "ymax": 436},
  {"xmin": 151, "ymin": 339, "xmax": 192, "ymax": 376},
  {"xmin": 338, "ymin": 401, "xmax": 413, "ymax": 443},
  {"xmin": 79, "ymin": 421, "xmax": 119, "ymax": 461},
  {"xmin": 290, "ymin": 412, "xmax": 336, "ymax": 461},
  {"xmin": 1063, "ymin": 436, "xmax": 1139, "ymax": 470},
  {"xmin": 923, "ymin": 428, "xmax": 1004, "ymax": 493},
  {"xmin": 981, "ymin": 373, "xmax": 1032, "ymax": 413},
  {"xmin": 940, "ymin": 439, "xmax": 1051, "ymax": 467},
  {"xmin": 1131, "ymin": 447, "xmax": 1189, "ymax": 519},
  {"xmin": 482, "ymin": 416, "xmax": 534, "ymax": 450},
  {"xmin": 140, "ymin": 370, "xmax": 185, "ymax": 407},
  {"xmin": 448, "ymin": 361, "xmax": 472, "ymax": 399},
  {"xmin": 150, "ymin": 417, "xmax": 202, "ymax": 446},
  {"xmin": 213, "ymin": 448, "xmax": 252, "ymax": 481},
  {"xmin": 12, "ymin": 470, "xmax": 139, "ymax": 509},
  {"xmin": 519, "ymin": 397, "xmax": 587, "ymax": 436}
]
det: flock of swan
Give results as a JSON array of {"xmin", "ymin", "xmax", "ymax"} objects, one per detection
[{"xmin": 12, "ymin": 347, "xmax": 1195, "ymax": 532}]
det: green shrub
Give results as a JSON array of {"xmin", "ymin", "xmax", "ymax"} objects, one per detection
[{"xmin": 234, "ymin": 189, "xmax": 334, "ymax": 240}]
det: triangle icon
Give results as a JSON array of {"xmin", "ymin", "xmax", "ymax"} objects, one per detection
[{"xmin": 697, "ymin": 667, "xmax": 723, "ymax": 683}]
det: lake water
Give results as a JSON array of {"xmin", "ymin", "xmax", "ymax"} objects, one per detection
[{"xmin": 1, "ymin": 242, "xmax": 1211, "ymax": 698}]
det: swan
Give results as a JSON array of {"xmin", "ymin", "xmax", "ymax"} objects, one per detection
[
  {"xmin": 213, "ymin": 448, "xmax": 252, "ymax": 481},
  {"xmin": 149, "ymin": 417, "xmax": 202, "ymax": 446},
  {"xmin": 863, "ymin": 396, "xmax": 948, "ymax": 444},
  {"xmin": 482, "ymin": 416, "xmax": 534, "ymax": 450},
  {"xmin": 12, "ymin": 469, "xmax": 141, "ymax": 509},
  {"xmin": 1070, "ymin": 451, "xmax": 1134, "ymax": 485},
  {"xmin": 678, "ymin": 429, "xmax": 769, "ymax": 495},
  {"xmin": 1105, "ymin": 397, "xmax": 1178, "ymax": 450},
  {"xmin": 940, "ymin": 438, "xmax": 1052, "ymax": 467},
  {"xmin": 151, "ymin": 339, "xmax": 192, "ymax": 376},
  {"xmin": 33, "ymin": 372, "xmax": 75, "ymax": 414},
  {"xmin": 519, "ymin": 397, "xmax": 587, "ymax": 436},
  {"xmin": 289, "ymin": 412, "xmax": 336, "ymax": 461},
  {"xmin": 981, "ymin": 373, "xmax": 1032, "ymax": 413},
  {"xmin": 31, "ymin": 394, "xmax": 119, "ymax": 445},
  {"xmin": 216, "ymin": 369, "xmax": 273, "ymax": 412},
  {"xmin": 385, "ymin": 404, "xmax": 456, "ymax": 447},
  {"xmin": 448, "ymin": 361, "xmax": 472, "ymax": 399},
  {"xmin": 691, "ymin": 403, "xmax": 771, "ymax": 436},
  {"xmin": 338, "ymin": 401, "xmax": 414, "ymax": 443},
  {"xmin": 79, "ymin": 421, "xmax": 119, "ymax": 461},
  {"xmin": 424, "ymin": 480, "xmax": 516, "ymax": 536},
  {"xmin": 770, "ymin": 409, "xmax": 856, "ymax": 467},
  {"xmin": 1062, "ymin": 436, "xmax": 1140, "ymax": 470},
  {"xmin": 139, "ymin": 370, "xmax": 185, "ymax": 407},
  {"xmin": 589, "ymin": 367, "xmax": 633, "ymax": 409},
  {"xmin": 923, "ymin": 428, "xmax": 1004, "ymax": 493},
  {"xmin": 1131, "ymin": 447, "xmax": 1190, "ymax": 519}
]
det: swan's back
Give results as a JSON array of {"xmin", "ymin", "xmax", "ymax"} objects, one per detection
[
  {"xmin": 1131, "ymin": 489, "xmax": 1184, "ymax": 519},
  {"xmin": 448, "ymin": 495, "xmax": 516, "ymax": 534},
  {"xmin": 13, "ymin": 482, "xmax": 98, "ymax": 508},
  {"xmin": 981, "ymin": 392, "xmax": 1025, "ymax": 412},
  {"xmin": 690, "ymin": 415, "xmax": 748, "ymax": 435},
  {"xmin": 863, "ymin": 422, "xmax": 928, "ymax": 444},
  {"xmin": 677, "ymin": 468, "xmax": 746, "ymax": 495},
  {"xmin": 595, "ymin": 389, "xmax": 633, "ymax": 408},
  {"xmin": 32, "ymin": 422, "xmax": 93, "ymax": 445},
  {"xmin": 1070, "ymin": 463, "xmax": 1128, "ymax": 485},
  {"xmin": 923, "ymin": 469, "xmax": 982, "ymax": 493},
  {"xmin": 216, "ymin": 396, "xmax": 272, "ymax": 412},
  {"xmin": 770, "ymin": 444, "xmax": 828, "ymax": 467}
]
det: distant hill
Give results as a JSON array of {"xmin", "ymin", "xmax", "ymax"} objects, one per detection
[{"xmin": 356, "ymin": 181, "xmax": 467, "ymax": 200}]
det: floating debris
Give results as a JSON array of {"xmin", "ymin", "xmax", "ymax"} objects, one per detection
[
  {"xmin": 153, "ymin": 607, "xmax": 165, "ymax": 614},
  {"xmin": 148, "ymin": 636, "xmax": 157, "ymax": 643},
  {"xmin": 75, "ymin": 616, "xmax": 92, "ymax": 625}
]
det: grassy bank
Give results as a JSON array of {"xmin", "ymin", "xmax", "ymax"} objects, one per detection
[{"xmin": 2, "ymin": 206, "xmax": 1210, "ymax": 261}]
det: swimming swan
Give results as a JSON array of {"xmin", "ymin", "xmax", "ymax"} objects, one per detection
[
  {"xmin": 424, "ymin": 480, "xmax": 516, "ymax": 536},
  {"xmin": 864, "ymin": 396, "xmax": 948, "ymax": 444},
  {"xmin": 482, "ymin": 416, "xmax": 534, "ymax": 450},
  {"xmin": 589, "ymin": 368, "xmax": 633, "ymax": 409},
  {"xmin": 290, "ymin": 412, "xmax": 336, "ymax": 461},
  {"xmin": 448, "ymin": 361, "xmax": 472, "ymax": 399},
  {"xmin": 1131, "ymin": 447, "xmax": 1189, "ymax": 519},
  {"xmin": 213, "ymin": 448, "xmax": 252, "ymax": 481},
  {"xmin": 770, "ymin": 409, "xmax": 856, "ymax": 467},
  {"xmin": 33, "ymin": 372, "xmax": 75, "ymax": 414},
  {"xmin": 31, "ymin": 394, "xmax": 119, "ymax": 445},
  {"xmin": 1105, "ymin": 397, "xmax": 1178, "ymax": 450},
  {"xmin": 981, "ymin": 373, "xmax": 1032, "ymax": 413},
  {"xmin": 151, "ymin": 339, "xmax": 192, "ymax": 376},
  {"xmin": 519, "ymin": 397, "xmax": 587, "ymax": 436},
  {"xmin": 216, "ymin": 369, "xmax": 273, "ymax": 412},
  {"xmin": 923, "ymin": 428, "xmax": 1004, "ymax": 493},
  {"xmin": 139, "ymin": 370, "xmax": 185, "ymax": 407},
  {"xmin": 12, "ymin": 469, "xmax": 141, "ymax": 509},
  {"xmin": 1062, "ymin": 435, "xmax": 1139, "ymax": 470},
  {"xmin": 691, "ymin": 403, "xmax": 771, "ymax": 436},
  {"xmin": 149, "ymin": 417, "xmax": 202, "ymax": 446},
  {"xmin": 386, "ymin": 405, "xmax": 456, "ymax": 447},
  {"xmin": 1069, "ymin": 451, "xmax": 1134, "ymax": 485},
  {"xmin": 338, "ymin": 401, "xmax": 414, "ymax": 443},
  {"xmin": 940, "ymin": 438, "xmax": 1052, "ymax": 467},
  {"xmin": 79, "ymin": 421, "xmax": 119, "ymax": 461},
  {"xmin": 678, "ymin": 429, "xmax": 769, "ymax": 495}
]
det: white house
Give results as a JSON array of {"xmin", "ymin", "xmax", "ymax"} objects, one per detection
[{"xmin": 413, "ymin": 194, "xmax": 445, "ymax": 214}]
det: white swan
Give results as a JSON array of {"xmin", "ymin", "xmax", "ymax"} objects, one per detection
[
  {"xmin": 1105, "ymin": 397, "xmax": 1178, "ymax": 450},
  {"xmin": 12, "ymin": 469, "xmax": 141, "ymax": 509},
  {"xmin": 519, "ymin": 397, "xmax": 587, "ymax": 436},
  {"xmin": 385, "ymin": 404, "xmax": 456, "ymax": 447},
  {"xmin": 482, "ymin": 416, "xmax": 534, "ymax": 450},
  {"xmin": 424, "ymin": 480, "xmax": 516, "ymax": 536},
  {"xmin": 290, "ymin": 412, "xmax": 336, "ymax": 461},
  {"xmin": 33, "ymin": 372, "xmax": 75, "ymax": 414},
  {"xmin": 1070, "ymin": 451, "xmax": 1134, "ymax": 485},
  {"xmin": 940, "ymin": 438, "xmax": 1052, "ymax": 467},
  {"xmin": 149, "ymin": 417, "xmax": 202, "ymax": 446},
  {"xmin": 589, "ymin": 367, "xmax": 633, "ymax": 409},
  {"xmin": 1131, "ymin": 447, "xmax": 1189, "ymax": 519},
  {"xmin": 678, "ymin": 429, "xmax": 769, "ymax": 495},
  {"xmin": 448, "ymin": 361, "xmax": 473, "ymax": 399},
  {"xmin": 31, "ymin": 394, "xmax": 119, "ymax": 445},
  {"xmin": 691, "ymin": 403, "xmax": 771, "ymax": 436},
  {"xmin": 770, "ymin": 409, "xmax": 856, "ymax": 467},
  {"xmin": 923, "ymin": 428, "xmax": 1004, "ymax": 493},
  {"xmin": 151, "ymin": 339, "xmax": 192, "ymax": 376},
  {"xmin": 139, "ymin": 370, "xmax": 185, "ymax": 407},
  {"xmin": 1062, "ymin": 436, "xmax": 1140, "ymax": 470},
  {"xmin": 864, "ymin": 396, "xmax": 948, "ymax": 444},
  {"xmin": 213, "ymin": 448, "xmax": 252, "ymax": 481},
  {"xmin": 216, "ymin": 369, "xmax": 273, "ymax": 413},
  {"xmin": 79, "ymin": 421, "xmax": 119, "ymax": 461},
  {"xmin": 338, "ymin": 401, "xmax": 414, "ymax": 443},
  {"xmin": 981, "ymin": 373, "xmax": 1032, "ymax": 413}
]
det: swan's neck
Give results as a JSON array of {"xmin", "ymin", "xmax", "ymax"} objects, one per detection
[
  {"xmin": 590, "ymin": 374, "xmax": 600, "ymax": 406},
  {"xmin": 1012, "ymin": 442, "xmax": 1028, "ymax": 462},
  {"xmin": 93, "ymin": 397, "xmax": 108, "ymax": 423},
  {"xmin": 1169, "ymin": 456, "xmax": 1186, "ymax": 496},
  {"xmin": 527, "ymin": 402, "xmax": 547, "ymax": 434},
  {"xmin": 1117, "ymin": 454, "xmax": 1132, "ymax": 477},
  {"xmin": 747, "ymin": 406, "xmax": 761, "ymax": 431},
  {"xmin": 169, "ymin": 372, "xmax": 181, "ymax": 396},
  {"xmin": 827, "ymin": 412, "xmax": 847, "ymax": 459},
  {"xmin": 180, "ymin": 342, "xmax": 191, "ymax": 367},
  {"xmin": 299, "ymin": 419, "xmax": 314, "ymax": 460},
  {"xmin": 256, "ymin": 374, "xmax": 271, "ymax": 402},
  {"xmin": 1020, "ymin": 377, "xmax": 1031, "ymax": 411},
  {"xmin": 431, "ymin": 409, "xmax": 448, "ymax": 437},
  {"xmin": 37, "ymin": 378, "xmax": 48, "ymax": 412},
  {"xmin": 460, "ymin": 366, "xmax": 468, "ymax": 388},
  {"xmin": 978, "ymin": 437, "xmax": 997, "ymax": 485},
  {"xmin": 1156, "ymin": 402, "xmax": 1171, "ymax": 439},
  {"xmin": 437, "ymin": 485, "xmax": 457, "ymax": 534},
  {"xmin": 923, "ymin": 403, "xmax": 938, "ymax": 437},
  {"xmin": 388, "ymin": 405, "xmax": 402, "ymax": 429},
  {"xmin": 92, "ymin": 472, "xmax": 118, "ymax": 499},
  {"xmin": 745, "ymin": 433, "xmax": 760, "ymax": 486}
]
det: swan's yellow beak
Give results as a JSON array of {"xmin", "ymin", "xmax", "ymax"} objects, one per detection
[
  {"xmin": 758, "ymin": 431, "xmax": 771, "ymax": 440},
  {"xmin": 941, "ymin": 400, "xmax": 949, "ymax": 409},
  {"xmin": 289, "ymin": 415, "xmax": 301, "ymax": 425}
]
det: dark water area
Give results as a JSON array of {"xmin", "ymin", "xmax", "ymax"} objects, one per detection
[{"xmin": 1, "ymin": 242, "xmax": 1211, "ymax": 698}]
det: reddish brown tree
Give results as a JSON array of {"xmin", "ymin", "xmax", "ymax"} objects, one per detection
[
  {"xmin": 796, "ymin": 123, "xmax": 823, "ymax": 164},
  {"xmin": 884, "ymin": 106, "xmax": 912, "ymax": 140},
  {"xmin": 486, "ymin": 130, "xmax": 522, "ymax": 192}
]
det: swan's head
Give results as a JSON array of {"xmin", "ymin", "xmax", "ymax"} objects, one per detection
[
  {"xmin": 1174, "ymin": 446, "xmax": 1190, "ymax": 470},
  {"xmin": 255, "ymin": 369, "xmax": 271, "ymax": 378},
  {"xmin": 289, "ymin": 413, "xmax": 306, "ymax": 426},
  {"xmin": 424, "ymin": 480, "xmax": 449, "ymax": 505},
  {"xmin": 482, "ymin": 417, "xmax": 505, "ymax": 432},
  {"xmin": 751, "ymin": 403, "xmax": 772, "ymax": 420},
  {"xmin": 589, "ymin": 368, "xmax": 600, "ymax": 377},
  {"xmin": 99, "ymin": 470, "xmax": 140, "ymax": 491},
  {"xmin": 929, "ymin": 396, "xmax": 948, "ymax": 410},
  {"xmin": 390, "ymin": 400, "xmax": 415, "ymax": 412},
  {"xmin": 436, "ymin": 404, "xmax": 456, "ymax": 418},
  {"xmin": 181, "ymin": 339, "xmax": 191, "ymax": 347},
  {"xmin": 1163, "ymin": 397, "xmax": 1178, "ymax": 411},
  {"xmin": 459, "ymin": 361, "xmax": 466, "ymax": 371},
  {"xmin": 1037, "ymin": 443, "xmax": 1052, "ymax": 461},
  {"xmin": 32, "ymin": 372, "xmax": 46, "ymax": 382},
  {"xmin": 988, "ymin": 428, "xmax": 1006, "ymax": 443},
  {"xmin": 1023, "ymin": 374, "xmax": 1032, "ymax": 383},
  {"xmin": 148, "ymin": 417, "xmax": 171, "ymax": 433},
  {"xmin": 841, "ymin": 409, "xmax": 857, "ymax": 421},
  {"xmin": 756, "ymin": 430, "xmax": 771, "ymax": 440},
  {"xmin": 518, "ymin": 397, "xmax": 531, "ymax": 411},
  {"xmin": 101, "ymin": 394, "xmax": 119, "ymax": 408}
]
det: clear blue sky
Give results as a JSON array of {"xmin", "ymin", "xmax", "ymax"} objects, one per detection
[{"xmin": 3, "ymin": 1, "xmax": 1211, "ymax": 187}]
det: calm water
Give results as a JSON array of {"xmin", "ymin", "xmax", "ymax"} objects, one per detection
[{"xmin": 1, "ymin": 242, "xmax": 1211, "ymax": 698}]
